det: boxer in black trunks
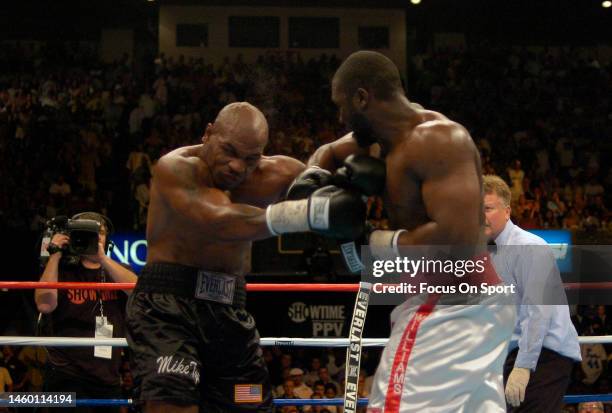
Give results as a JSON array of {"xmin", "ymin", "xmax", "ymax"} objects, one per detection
[{"xmin": 126, "ymin": 102, "xmax": 369, "ymax": 413}]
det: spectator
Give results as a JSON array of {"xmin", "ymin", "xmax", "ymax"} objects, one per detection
[
  {"xmin": 585, "ymin": 178, "xmax": 604, "ymax": 198},
  {"xmin": 578, "ymin": 401, "xmax": 604, "ymax": 413},
  {"xmin": 275, "ymin": 379, "xmax": 302, "ymax": 413},
  {"xmin": 0, "ymin": 363, "xmax": 12, "ymax": 393},
  {"xmin": 548, "ymin": 191, "xmax": 567, "ymax": 221},
  {"xmin": 572, "ymin": 306, "xmax": 592, "ymax": 336},
  {"xmin": 582, "ymin": 210, "xmax": 602, "ymax": 232},
  {"xmin": 49, "ymin": 175, "xmax": 72, "ymax": 199},
  {"xmin": 563, "ymin": 208, "xmax": 582, "ymax": 230},
  {"xmin": 594, "ymin": 306, "xmax": 610, "ymax": 335},
  {"xmin": 507, "ymin": 160, "xmax": 525, "ymax": 203},
  {"xmin": 323, "ymin": 383, "xmax": 339, "ymax": 413},
  {"xmin": 312, "ymin": 380, "xmax": 326, "ymax": 398},
  {"xmin": 18, "ymin": 346, "xmax": 46, "ymax": 392},
  {"xmin": 153, "ymin": 76, "xmax": 168, "ymax": 107},
  {"xmin": 1, "ymin": 346, "xmax": 28, "ymax": 392},
  {"xmin": 138, "ymin": 91, "xmax": 157, "ymax": 120},
  {"xmin": 580, "ymin": 326, "xmax": 607, "ymax": 386},
  {"xmin": 278, "ymin": 378, "xmax": 298, "ymax": 399},
  {"xmin": 119, "ymin": 363, "xmax": 136, "ymax": 413},
  {"xmin": 518, "ymin": 208, "xmax": 540, "ymax": 229},
  {"xmin": 126, "ymin": 143, "xmax": 152, "ymax": 191},
  {"xmin": 271, "ymin": 353, "xmax": 293, "ymax": 387},
  {"xmin": 0, "ymin": 364, "xmax": 12, "ymax": 413},
  {"xmin": 290, "ymin": 368, "xmax": 314, "ymax": 399},
  {"xmin": 556, "ymin": 137, "xmax": 574, "ymax": 171},
  {"xmin": 317, "ymin": 367, "xmax": 340, "ymax": 391},
  {"xmin": 128, "ymin": 104, "xmax": 145, "ymax": 138},
  {"xmin": 78, "ymin": 143, "xmax": 101, "ymax": 194},
  {"xmin": 325, "ymin": 349, "xmax": 345, "ymax": 380},
  {"xmin": 304, "ymin": 357, "xmax": 322, "ymax": 386}
]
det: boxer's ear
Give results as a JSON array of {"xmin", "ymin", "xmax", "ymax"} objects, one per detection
[
  {"xmin": 202, "ymin": 123, "xmax": 213, "ymax": 143},
  {"xmin": 353, "ymin": 87, "xmax": 369, "ymax": 111}
]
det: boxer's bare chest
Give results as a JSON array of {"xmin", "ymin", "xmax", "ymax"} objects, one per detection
[{"xmin": 148, "ymin": 184, "xmax": 252, "ymax": 273}]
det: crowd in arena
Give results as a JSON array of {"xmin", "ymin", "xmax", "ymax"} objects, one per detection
[
  {"xmin": 411, "ymin": 44, "xmax": 611, "ymax": 233},
  {"xmin": 0, "ymin": 41, "xmax": 611, "ymax": 411},
  {"xmin": 0, "ymin": 42, "xmax": 610, "ymax": 234}
]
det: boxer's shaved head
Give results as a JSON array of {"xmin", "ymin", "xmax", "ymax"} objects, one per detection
[
  {"xmin": 203, "ymin": 102, "xmax": 269, "ymax": 190},
  {"xmin": 332, "ymin": 51, "xmax": 403, "ymax": 101},
  {"xmin": 213, "ymin": 101, "xmax": 269, "ymax": 146}
]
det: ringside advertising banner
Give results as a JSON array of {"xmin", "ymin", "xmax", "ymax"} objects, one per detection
[
  {"xmin": 109, "ymin": 229, "xmax": 573, "ymax": 275},
  {"xmin": 108, "ymin": 233, "xmax": 147, "ymax": 273}
]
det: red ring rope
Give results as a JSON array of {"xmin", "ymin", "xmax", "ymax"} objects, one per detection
[
  {"xmin": 0, "ymin": 281, "xmax": 360, "ymax": 291},
  {"xmin": 0, "ymin": 281, "xmax": 611, "ymax": 291}
]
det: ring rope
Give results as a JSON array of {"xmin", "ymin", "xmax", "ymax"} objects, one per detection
[
  {"xmin": 0, "ymin": 282, "xmax": 359, "ymax": 291},
  {"xmin": 1, "ymin": 335, "xmax": 612, "ymax": 347},
  {"xmin": 4, "ymin": 279, "xmax": 610, "ymax": 407},
  {"xmin": 1, "ymin": 281, "xmax": 612, "ymax": 291}
]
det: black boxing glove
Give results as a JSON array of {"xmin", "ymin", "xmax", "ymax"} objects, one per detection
[
  {"xmin": 334, "ymin": 154, "xmax": 386, "ymax": 197},
  {"xmin": 286, "ymin": 166, "xmax": 334, "ymax": 200},
  {"xmin": 266, "ymin": 185, "xmax": 366, "ymax": 239}
]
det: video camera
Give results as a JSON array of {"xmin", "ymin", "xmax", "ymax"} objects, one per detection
[{"xmin": 40, "ymin": 213, "xmax": 113, "ymax": 267}]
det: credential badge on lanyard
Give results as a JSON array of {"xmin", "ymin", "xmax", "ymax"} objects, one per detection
[{"xmin": 94, "ymin": 269, "xmax": 113, "ymax": 359}]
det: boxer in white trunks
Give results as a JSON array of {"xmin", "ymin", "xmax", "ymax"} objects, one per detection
[{"xmin": 303, "ymin": 51, "xmax": 516, "ymax": 412}]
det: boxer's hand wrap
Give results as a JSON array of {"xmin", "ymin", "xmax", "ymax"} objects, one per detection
[
  {"xmin": 266, "ymin": 185, "xmax": 366, "ymax": 239},
  {"xmin": 334, "ymin": 154, "xmax": 386, "ymax": 196},
  {"xmin": 265, "ymin": 200, "xmax": 310, "ymax": 235},
  {"xmin": 369, "ymin": 229, "xmax": 406, "ymax": 259},
  {"xmin": 286, "ymin": 166, "xmax": 334, "ymax": 200},
  {"xmin": 340, "ymin": 228, "xmax": 406, "ymax": 273}
]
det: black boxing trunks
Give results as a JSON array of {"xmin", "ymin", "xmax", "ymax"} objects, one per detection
[{"xmin": 125, "ymin": 262, "xmax": 272, "ymax": 412}]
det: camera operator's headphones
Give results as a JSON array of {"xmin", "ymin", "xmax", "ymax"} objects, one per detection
[{"xmin": 71, "ymin": 212, "xmax": 115, "ymax": 254}]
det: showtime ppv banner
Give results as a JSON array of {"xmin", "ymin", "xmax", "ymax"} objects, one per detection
[{"xmin": 247, "ymin": 291, "xmax": 361, "ymax": 338}]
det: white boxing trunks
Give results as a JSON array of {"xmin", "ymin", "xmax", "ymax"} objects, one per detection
[{"xmin": 366, "ymin": 292, "xmax": 516, "ymax": 413}]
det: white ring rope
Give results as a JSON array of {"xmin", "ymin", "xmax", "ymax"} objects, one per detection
[{"xmin": 0, "ymin": 335, "xmax": 611, "ymax": 347}]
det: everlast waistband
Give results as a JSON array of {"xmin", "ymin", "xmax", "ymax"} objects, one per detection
[{"xmin": 135, "ymin": 262, "xmax": 247, "ymax": 308}]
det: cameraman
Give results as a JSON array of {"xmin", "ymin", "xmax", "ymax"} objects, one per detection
[{"xmin": 34, "ymin": 212, "xmax": 137, "ymax": 413}]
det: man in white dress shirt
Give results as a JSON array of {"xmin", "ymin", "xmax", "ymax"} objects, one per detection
[{"xmin": 483, "ymin": 175, "xmax": 581, "ymax": 412}]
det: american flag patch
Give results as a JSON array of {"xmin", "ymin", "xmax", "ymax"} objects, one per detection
[{"xmin": 234, "ymin": 384, "xmax": 263, "ymax": 403}]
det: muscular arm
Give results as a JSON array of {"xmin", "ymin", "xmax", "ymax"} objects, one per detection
[
  {"xmin": 275, "ymin": 156, "xmax": 306, "ymax": 200},
  {"xmin": 230, "ymin": 155, "xmax": 305, "ymax": 205},
  {"xmin": 262, "ymin": 155, "xmax": 306, "ymax": 203},
  {"xmin": 155, "ymin": 156, "xmax": 273, "ymax": 242},
  {"xmin": 308, "ymin": 132, "xmax": 373, "ymax": 171},
  {"xmin": 396, "ymin": 124, "xmax": 483, "ymax": 246}
]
